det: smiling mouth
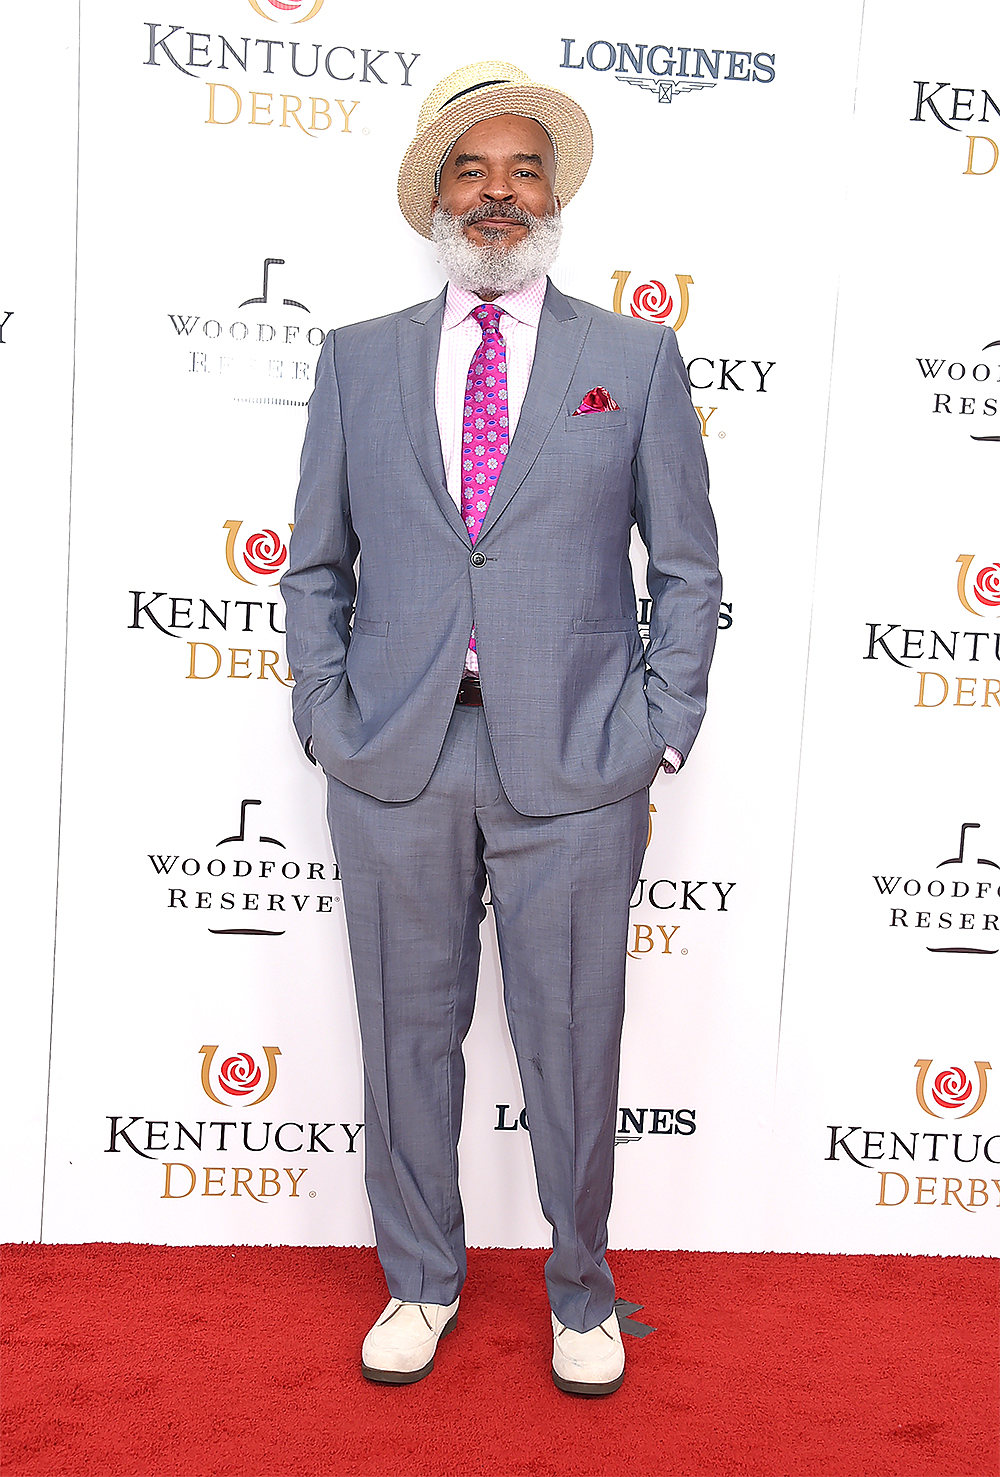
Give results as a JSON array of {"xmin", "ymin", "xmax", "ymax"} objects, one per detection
[{"xmin": 471, "ymin": 221, "xmax": 528, "ymax": 239}]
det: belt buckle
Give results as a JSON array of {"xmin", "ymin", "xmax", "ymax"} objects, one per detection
[{"xmin": 457, "ymin": 674, "xmax": 482, "ymax": 707}]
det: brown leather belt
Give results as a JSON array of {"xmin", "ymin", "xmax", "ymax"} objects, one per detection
[{"xmin": 456, "ymin": 673, "xmax": 483, "ymax": 706}]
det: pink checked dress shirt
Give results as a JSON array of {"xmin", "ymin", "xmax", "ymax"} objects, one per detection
[{"xmin": 433, "ymin": 277, "xmax": 683, "ymax": 775}]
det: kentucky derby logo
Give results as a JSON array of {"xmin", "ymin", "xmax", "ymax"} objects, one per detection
[
  {"xmin": 199, "ymin": 1045, "xmax": 281, "ymax": 1106},
  {"xmin": 914, "ymin": 1059, "xmax": 991, "ymax": 1118},
  {"xmin": 956, "ymin": 554, "xmax": 1000, "ymax": 616},
  {"xmin": 246, "ymin": 0, "xmax": 324, "ymax": 22},
  {"xmin": 224, "ymin": 520, "xmax": 292, "ymax": 586},
  {"xmin": 611, "ymin": 271, "xmax": 693, "ymax": 333}
]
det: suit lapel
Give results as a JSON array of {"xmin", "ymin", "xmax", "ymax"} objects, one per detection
[
  {"xmin": 397, "ymin": 288, "xmax": 471, "ymax": 546},
  {"xmin": 477, "ymin": 281, "xmax": 590, "ymax": 542}
]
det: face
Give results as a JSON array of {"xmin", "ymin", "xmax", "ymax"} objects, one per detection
[{"xmin": 433, "ymin": 113, "xmax": 558, "ymax": 247}]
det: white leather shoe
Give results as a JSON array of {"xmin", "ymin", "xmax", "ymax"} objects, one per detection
[
  {"xmin": 361, "ymin": 1297, "xmax": 459, "ymax": 1384},
  {"xmin": 551, "ymin": 1311, "xmax": 625, "ymax": 1395}
]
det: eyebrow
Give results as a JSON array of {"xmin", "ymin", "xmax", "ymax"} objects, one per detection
[{"xmin": 450, "ymin": 152, "xmax": 545, "ymax": 168}]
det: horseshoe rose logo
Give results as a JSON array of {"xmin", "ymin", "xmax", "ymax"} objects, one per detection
[
  {"xmin": 224, "ymin": 520, "xmax": 293, "ymax": 585},
  {"xmin": 974, "ymin": 562, "xmax": 1000, "ymax": 607},
  {"xmin": 915, "ymin": 1058, "xmax": 991, "ymax": 1118},
  {"xmin": 611, "ymin": 271, "xmax": 693, "ymax": 332},
  {"xmin": 931, "ymin": 1067, "xmax": 972, "ymax": 1109},
  {"xmin": 199, "ymin": 1045, "xmax": 281, "ymax": 1106},
  {"xmin": 246, "ymin": 0, "xmax": 324, "ymax": 22},
  {"xmin": 244, "ymin": 529, "xmax": 288, "ymax": 577},
  {"xmin": 631, "ymin": 280, "xmax": 674, "ymax": 323},
  {"xmin": 218, "ymin": 1053, "xmax": 262, "ymax": 1096},
  {"xmin": 955, "ymin": 554, "xmax": 1000, "ymax": 615}
]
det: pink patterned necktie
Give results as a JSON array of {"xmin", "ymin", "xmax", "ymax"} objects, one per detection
[
  {"xmin": 461, "ymin": 303, "xmax": 509, "ymax": 543},
  {"xmin": 461, "ymin": 302, "xmax": 509, "ymax": 666}
]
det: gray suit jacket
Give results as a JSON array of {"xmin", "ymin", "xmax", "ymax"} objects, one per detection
[{"xmin": 281, "ymin": 279, "xmax": 720, "ymax": 817}]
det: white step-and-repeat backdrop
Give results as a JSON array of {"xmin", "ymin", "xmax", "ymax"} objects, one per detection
[{"xmin": 4, "ymin": 0, "xmax": 996, "ymax": 1253}]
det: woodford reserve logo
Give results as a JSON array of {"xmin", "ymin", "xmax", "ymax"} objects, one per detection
[
  {"xmin": 872, "ymin": 820, "xmax": 998, "ymax": 955},
  {"xmin": 106, "ymin": 1043, "xmax": 364, "ymax": 1204},
  {"xmin": 916, "ymin": 338, "xmax": 999, "ymax": 440},
  {"xmin": 148, "ymin": 797, "xmax": 341, "ymax": 932},
  {"xmin": 826, "ymin": 1058, "xmax": 996, "ymax": 1213},
  {"xmin": 168, "ymin": 256, "xmax": 325, "ymax": 405}
]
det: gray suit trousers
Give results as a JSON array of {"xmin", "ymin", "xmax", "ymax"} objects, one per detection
[{"xmin": 327, "ymin": 702, "xmax": 648, "ymax": 1334}]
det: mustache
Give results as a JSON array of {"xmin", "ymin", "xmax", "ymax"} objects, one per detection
[{"xmin": 456, "ymin": 202, "xmax": 539, "ymax": 230}]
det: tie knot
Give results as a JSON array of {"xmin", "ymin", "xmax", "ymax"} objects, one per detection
[{"xmin": 473, "ymin": 303, "xmax": 503, "ymax": 335}]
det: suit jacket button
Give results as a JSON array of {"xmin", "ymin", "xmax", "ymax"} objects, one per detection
[{"xmin": 470, "ymin": 551, "xmax": 487, "ymax": 566}]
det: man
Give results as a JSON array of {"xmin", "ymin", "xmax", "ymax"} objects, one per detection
[{"xmin": 281, "ymin": 61, "xmax": 720, "ymax": 1396}]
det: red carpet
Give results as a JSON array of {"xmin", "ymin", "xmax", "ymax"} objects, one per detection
[{"xmin": 2, "ymin": 1246, "xmax": 995, "ymax": 1477}]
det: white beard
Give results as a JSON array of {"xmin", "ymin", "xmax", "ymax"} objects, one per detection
[{"xmin": 431, "ymin": 206, "xmax": 562, "ymax": 297}]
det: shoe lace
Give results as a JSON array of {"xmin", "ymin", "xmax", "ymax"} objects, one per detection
[{"xmin": 382, "ymin": 1301, "xmax": 435, "ymax": 1332}]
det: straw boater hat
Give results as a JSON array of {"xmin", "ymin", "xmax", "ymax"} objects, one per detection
[{"xmin": 397, "ymin": 60, "xmax": 593, "ymax": 239}]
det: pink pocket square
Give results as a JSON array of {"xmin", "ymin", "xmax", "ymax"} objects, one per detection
[{"xmin": 572, "ymin": 387, "xmax": 620, "ymax": 415}]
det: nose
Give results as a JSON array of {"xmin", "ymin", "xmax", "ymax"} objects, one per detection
[{"xmin": 481, "ymin": 175, "xmax": 515, "ymax": 203}]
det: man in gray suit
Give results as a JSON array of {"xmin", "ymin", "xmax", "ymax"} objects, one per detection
[{"xmin": 282, "ymin": 60, "xmax": 720, "ymax": 1396}]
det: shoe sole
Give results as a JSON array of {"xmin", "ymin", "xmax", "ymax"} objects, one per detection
[
  {"xmin": 551, "ymin": 1366, "xmax": 625, "ymax": 1397},
  {"xmin": 360, "ymin": 1312, "xmax": 458, "ymax": 1384}
]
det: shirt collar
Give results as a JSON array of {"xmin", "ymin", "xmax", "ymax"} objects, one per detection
[{"xmin": 442, "ymin": 276, "xmax": 548, "ymax": 332}]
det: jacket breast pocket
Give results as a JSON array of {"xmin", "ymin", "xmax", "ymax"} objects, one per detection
[
  {"xmin": 564, "ymin": 409, "xmax": 627, "ymax": 431},
  {"xmin": 352, "ymin": 617, "xmax": 389, "ymax": 637}
]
